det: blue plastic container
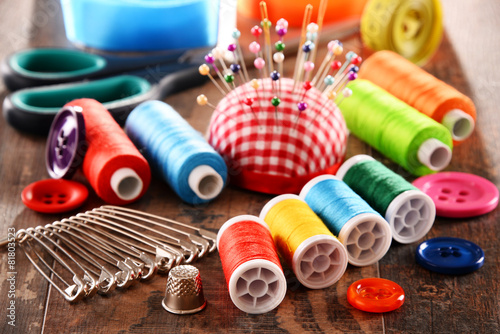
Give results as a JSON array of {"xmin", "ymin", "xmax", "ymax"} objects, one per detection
[{"xmin": 60, "ymin": 0, "xmax": 220, "ymax": 52}]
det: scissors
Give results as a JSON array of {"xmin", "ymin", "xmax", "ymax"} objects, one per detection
[{"xmin": 1, "ymin": 48, "xmax": 208, "ymax": 135}]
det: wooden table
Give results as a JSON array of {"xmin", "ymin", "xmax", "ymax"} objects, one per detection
[{"xmin": 1, "ymin": 1, "xmax": 499, "ymax": 333}]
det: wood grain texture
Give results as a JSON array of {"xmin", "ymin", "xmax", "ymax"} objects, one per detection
[{"xmin": 0, "ymin": 0, "xmax": 499, "ymax": 333}]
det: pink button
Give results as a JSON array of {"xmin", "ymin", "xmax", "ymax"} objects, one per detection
[{"xmin": 413, "ymin": 172, "xmax": 499, "ymax": 218}]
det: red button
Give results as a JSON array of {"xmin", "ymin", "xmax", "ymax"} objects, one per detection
[
  {"xmin": 347, "ymin": 278, "xmax": 405, "ymax": 313},
  {"xmin": 413, "ymin": 172, "xmax": 499, "ymax": 218},
  {"xmin": 22, "ymin": 179, "xmax": 88, "ymax": 213}
]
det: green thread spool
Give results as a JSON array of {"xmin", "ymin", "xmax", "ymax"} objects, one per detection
[
  {"xmin": 337, "ymin": 155, "xmax": 436, "ymax": 243},
  {"xmin": 339, "ymin": 79, "xmax": 453, "ymax": 176}
]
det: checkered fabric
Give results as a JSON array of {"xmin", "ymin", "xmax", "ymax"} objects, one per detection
[{"xmin": 208, "ymin": 77, "xmax": 348, "ymax": 193}]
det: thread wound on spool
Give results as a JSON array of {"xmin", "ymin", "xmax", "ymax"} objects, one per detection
[
  {"xmin": 300, "ymin": 175, "xmax": 392, "ymax": 266},
  {"xmin": 125, "ymin": 100, "xmax": 227, "ymax": 204},
  {"xmin": 260, "ymin": 194, "xmax": 348, "ymax": 289},
  {"xmin": 339, "ymin": 79, "xmax": 453, "ymax": 176},
  {"xmin": 65, "ymin": 98, "xmax": 150, "ymax": 205},
  {"xmin": 339, "ymin": 155, "xmax": 436, "ymax": 244},
  {"xmin": 217, "ymin": 215, "xmax": 287, "ymax": 314},
  {"xmin": 358, "ymin": 50, "xmax": 476, "ymax": 144}
]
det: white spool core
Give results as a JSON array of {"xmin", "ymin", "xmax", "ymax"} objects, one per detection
[
  {"xmin": 292, "ymin": 234, "xmax": 348, "ymax": 289},
  {"xmin": 260, "ymin": 194, "xmax": 348, "ymax": 289},
  {"xmin": 188, "ymin": 165, "xmax": 224, "ymax": 200},
  {"xmin": 218, "ymin": 215, "xmax": 286, "ymax": 314},
  {"xmin": 441, "ymin": 109, "xmax": 475, "ymax": 141},
  {"xmin": 335, "ymin": 154, "xmax": 375, "ymax": 180},
  {"xmin": 385, "ymin": 190, "xmax": 436, "ymax": 244},
  {"xmin": 110, "ymin": 168, "xmax": 143, "ymax": 201},
  {"xmin": 337, "ymin": 213, "xmax": 392, "ymax": 266},
  {"xmin": 228, "ymin": 259, "xmax": 287, "ymax": 314},
  {"xmin": 300, "ymin": 173, "xmax": 392, "ymax": 266},
  {"xmin": 417, "ymin": 138, "xmax": 452, "ymax": 171}
]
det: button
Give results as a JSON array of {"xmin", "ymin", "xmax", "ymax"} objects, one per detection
[
  {"xmin": 22, "ymin": 179, "xmax": 89, "ymax": 213},
  {"xmin": 347, "ymin": 278, "xmax": 405, "ymax": 313},
  {"xmin": 46, "ymin": 106, "xmax": 86, "ymax": 179},
  {"xmin": 416, "ymin": 237, "xmax": 484, "ymax": 275},
  {"xmin": 412, "ymin": 172, "xmax": 499, "ymax": 218}
]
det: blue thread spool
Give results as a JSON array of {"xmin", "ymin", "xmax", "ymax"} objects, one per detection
[
  {"xmin": 300, "ymin": 175, "xmax": 392, "ymax": 266},
  {"xmin": 125, "ymin": 100, "xmax": 227, "ymax": 204}
]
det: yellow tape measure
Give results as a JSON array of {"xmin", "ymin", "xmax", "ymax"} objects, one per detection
[{"xmin": 361, "ymin": 0, "xmax": 443, "ymax": 66}]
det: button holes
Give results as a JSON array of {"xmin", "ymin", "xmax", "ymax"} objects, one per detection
[
  {"xmin": 438, "ymin": 196, "xmax": 448, "ymax": 201},
  {"xmin": 44, "ymin": 194, "xmax": 53, "ymax": 198},
  {"xmin": 57, "ymin": 200, "xmax": 66, "ymax": 204},
  {"xmin": 456, "ymin": 198, "xmax": 466, "ymax": 203},
  {"xmin": 441, "ymin": 188, "xmax": 452, "ymax": 194},
  {"xmin": 62, "ymin": 138, "xmax": 68, "ymax": 146},
  {"xmin": 459, "ymin": 190, "xmax": 469, "ymax": 196},
  {"xmin": 59, "ymin": 130, "xmax": 65, "ymax": 139},
  {"xmin": 58, "ymin": 193, "xmax": 67, "ymax": 198},
  {"xmin": 44, "ymin": 200, "xmax": 52, "ymax": 204}
]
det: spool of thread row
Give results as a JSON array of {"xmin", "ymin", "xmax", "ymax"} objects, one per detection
[
  {"xmin": 340, "ymin": 79, "xmax": 453, "ymax": 176},
  {"xmin": 337, "ymin": 155, "xmax": 436, "ymax": 244},
  {"xmin": 65, "ymin": 99, "xmax": 150, "ymax": 205},
  {"xmin": 358, "ymin": 50, "xmax": 476, "ymax": 144},
  {"xmin": 125, "ymin": 100, "xmax": 227, "ymax": 204},
  {"xmin": 300, "ymin": 175, "xmax": 392, "ymax": 266},
  {"xmin": 217, "ymin": 215, "xmax": 287, "ymax": 314},
  {"xmin": 260, "ymin": 194, "xmax": 348, "ymax": 289}
]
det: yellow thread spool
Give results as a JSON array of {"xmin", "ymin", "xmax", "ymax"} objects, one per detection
[
  {"xmin": 360, "ymin": 0, "xmax": 443, "ymax": 66},
  {"xmin": 260, "ymin": 194, "xmax": 348, "ymax": 289}
]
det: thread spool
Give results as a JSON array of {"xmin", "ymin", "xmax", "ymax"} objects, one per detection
[
  {"xmin": 260, "ymin": 194, "xmax": 348, "ymax": 289},
  {"xmin": 300, "ymin": 175, "xmax": 392, "ymax": 266},
  {"xmin": 358, "ymin": 50, "xmax": 476, "ymax": 144},
  {"xmin": 64, "ymin": 99, "xmax": 150, "ymax": 205},
  {"xmin": 217, "ymin": 215, "xmax": 287, "ymax": 314},
  {"xmin": 337, "ymin": 155, "xmax": 435, "ymax": 244},
  {"xmin": 360, "ymin": 0, "xmax": 443, "ymax": 66},
  {"xmin": 340, "ymin": 79, "xmax": 453, "ymax": 176},
  {"xmin": 125, "ymin": 100, "xmax": 227, "ymax": 204}
]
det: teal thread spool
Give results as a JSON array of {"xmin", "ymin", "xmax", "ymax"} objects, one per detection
[
  {"xmin": 339, "ymin": 79, "xmax": 453, "ymax": 176},
  {"xmin": 337, "ymin": 155, "xmax": 436, "ymax": 243},
  {"xmin": 300, "ymin": 175, "xmax": 392, "ymax": 266}
]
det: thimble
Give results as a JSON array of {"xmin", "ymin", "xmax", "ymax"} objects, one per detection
[{"xmin": 162, "ymin": 265, "xmax": 207, "ymax": 314}]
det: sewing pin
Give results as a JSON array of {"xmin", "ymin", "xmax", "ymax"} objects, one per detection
[{"xmin": 198, "ymin": 64, "xmax": 227, "ymax": 96}]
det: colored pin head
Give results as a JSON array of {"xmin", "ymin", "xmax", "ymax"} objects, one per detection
[
  {"xmin": 232, "ymin": 29, "xmax": 241, "ymax": 39},
  {"xmin": 230, "ymin": 64, "xmax": 241, "ymax": 73},
  {"xmin": 297, "ymin": 101, "xmax": 308, "ymax": 112},
  {"xmin": 302, "ymin": 41, "xmax": 315, "ymax": 53},
  {"xmin": 249, "ymin": 41, "xmax": 261, "ymax": 54},
  {"xmin": 197, "ymin": 94, "xmax": 208, "ymax": 106},
  {"xmin": 275, "ymin": 41, "xmax": 285, "ymax": 52},
  {"xmin": 270, "ymin": 71, "xmax": 280, "ymax": 81},
  {"xmin": 254, "ymin": 57, "xmax": 265, "ymax": 70},
  {"xmin": 273, "ymin": 52, "xmax": 284, "ymax": 63},
  {"xmin": 199, "ymin": 64, "xmax": 210, "ymax": 76},
  {"xmin": 205, "ymin": 54, "xmax": 215, "ymax": 64},
  {"xmin": 251, "ymin": 25, "xmax": 263, "ymax": 37}
]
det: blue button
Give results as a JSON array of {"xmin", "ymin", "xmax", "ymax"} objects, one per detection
[{"xmin": 416, "ymin": 237, "xmax": 484, "ymax": 275}]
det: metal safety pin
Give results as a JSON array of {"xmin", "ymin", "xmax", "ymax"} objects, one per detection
[
  {"xmin": 85, "ymin": 209, "xmax": 201, "ymax": 261},
  {"xmin": 57, "ymin": 218, "xmax": 158, "ymax": 280},
  {"xmin": 17, "ymin": 228, "xmax": 96, "ymax": 302},
  {"xmin": 41, "ymin": 224, "xmax": 117, "ymax": 294},
  {"xmin": 101, "ymin": 206, "xmax": 218, "ymax": 252},
  {"xmin": 94, "ymin": 206, "xmax": 211, "ymax": 257},
  {"xmin": 52, "ymin": 220, "xmax": 141, "ymax": 289},
  {"xmin": 73, "ymin": 213, "xmax": 189, "ymax": 265}
]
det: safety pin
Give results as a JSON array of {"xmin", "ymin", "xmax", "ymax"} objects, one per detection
[
  {"xmin": 85, "ymin": 209, "xmax": 200, "ymax": 261},
  {"xmin": 73, "ymin": 213, "xmax": 189, "ymax": 265},
  {"xmin": 41, "ymin": 224, "xmax": 117, "ymax": 294},
  {"xmin": 101, "ymin": 206, "xmax": 218, "ymax": 252},
  {"xmin": 94, "ymin": 206, "xmax": 211, "ymax": 257},
  {"xmin": 17, "ymin": 227, "xmax": 96, "ymax": 302},
  {"xmin": 61, "ymin": 216, "xmax": 179, "ymax": 274},
  {"xmin": 53, "ymin": 220, "xmax": 141, "ymax": 288},
  {"xmin": 57, "ymin": 219, "xmax": 158, "ymax": 280}
]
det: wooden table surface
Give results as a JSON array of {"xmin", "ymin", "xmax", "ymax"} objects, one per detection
[{"xmin": 1, "ymin": 1, "xmax": 499, "ymax": 333}]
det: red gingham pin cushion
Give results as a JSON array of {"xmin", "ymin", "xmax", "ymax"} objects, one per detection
[{"xmin": 207, "ymin": 77, "xmax": 347, "ymax": 194}]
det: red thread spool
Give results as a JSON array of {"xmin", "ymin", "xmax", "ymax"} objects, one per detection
[
  {"xmin": 217, "ymin": 215, "xmax": 287, "ymax": 314},
  {"xmin": 65, "ymin": 98, "xmax": 151, "ymax": 205}
]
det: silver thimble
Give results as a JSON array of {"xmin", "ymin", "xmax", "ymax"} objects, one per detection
[{"xmin": 162, "ymin": 265, "xmax": 207, "ymax": 314}]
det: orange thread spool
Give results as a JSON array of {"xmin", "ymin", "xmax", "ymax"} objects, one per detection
[
  {"xmin": 358, "ymin": 50, "xmax": 476, "ymax": 144},
  {"xmin": 65, "ymin": 98, "xmax": 151, "ymax": 205}
]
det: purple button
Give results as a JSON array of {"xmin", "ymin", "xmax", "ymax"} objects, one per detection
[{"xmin": 45, "ymin": 106, "xmax": 86, "ymax": 179}]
